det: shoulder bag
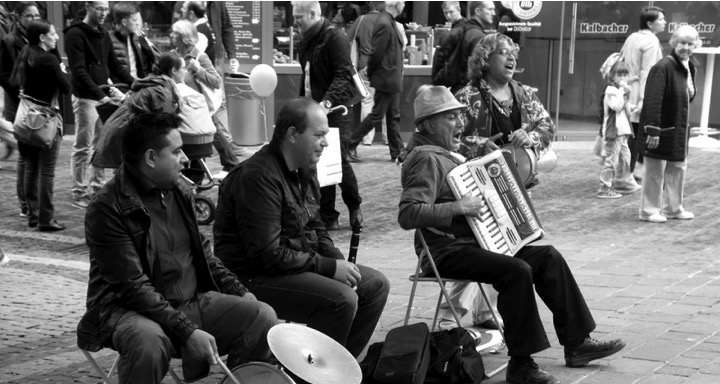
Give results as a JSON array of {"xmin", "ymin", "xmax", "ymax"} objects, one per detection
[{"xmin": 13, "ymin": 91, "xmax": 62, "ymax": 150}]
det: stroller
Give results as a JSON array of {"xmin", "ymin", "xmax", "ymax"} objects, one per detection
[{"xmin": 180, "ymin": 138, "xmax": 217, "ymax": 225}]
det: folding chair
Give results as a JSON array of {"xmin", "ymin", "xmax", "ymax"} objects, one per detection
[
  {"xmin": 403, "ymin": 230, "xmax": 507, "ymax": 378},
  {"xmin": 80, "ymin": 348, "xmax": 183, "ymax": 384}
]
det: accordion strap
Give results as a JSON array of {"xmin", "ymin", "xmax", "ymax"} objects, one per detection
[{"xmin": 426, "ymin": 227, "xmax": 456, "ymax": 239}]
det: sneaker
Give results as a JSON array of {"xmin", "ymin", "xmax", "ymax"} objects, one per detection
[
  {"xmin": 564, "ymin": 337, "xmax": 626, "ymax": 367},
  {"xmin": 0, "ymin": 250, "xmax": 9, "ymax": 266},
  {"xmin": 596, "ymin": 189, "xmax": 622, "ymax": 199},
  {"xmin": 639, "ymin": 213, "xmax": 667, "ymax": 223},
  {"xmin": 72, "ymin": 196, "xmax": 91, "ymax": 209},
  {"xmin": 19, "ymin": 208, "xmax": 28, "ymax": 218},
  {"xmin": 506, "ymin": 357, "xmax": 559, "ymax": 384},
  {"xmin": 664, "ymin": 211, "xmax": 694, "ymax": 220},
  {"xmin": 614, "ymin": 180, "xmax": 642, "ymax": 194}
]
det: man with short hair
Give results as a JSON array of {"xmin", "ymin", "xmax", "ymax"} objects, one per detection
[
  {"xmin": 432, "ymin": 0, "xmax": 496, "ymax": 93},
  {"xmin": 64, "ymin": 1, "xmax": 135, "ymax": 209},
  {"xmin": 213, "ymin": 99, "xmax": 389, "ymax": 358},
  {"xmin": 182, "ymin": 1, "xmax": 216, "ymax": 65},
  {"xmin": 78, "ymin": 113, "xmax": 276, "ymax": 384},
  {"xmin": 442, "ymin": 1, "xmax": 465, "ymax": 29},
  {"xmin": 292, "ymin": 0, "xmax": 363, "ymax": 230},
  {"xmin": 108, "ymin": 2, "xmax": 157, "ymax": 81},
  {"xmin": 347, "ymin": 0, "xmax": 406, "ymax": 162},
  {"xmin": 399, "ymin": 86, "xmax": 626, "ymax": 384}
]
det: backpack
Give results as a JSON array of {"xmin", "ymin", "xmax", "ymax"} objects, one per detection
[
  {"xmin": 360, "ymin": 326, "xmax": 485, "ymax": 384},
  {"xmin": 425, "ymin": 328, "xmax": 485, "ymax": 384},
  {"xmin": 431, "ymin": 25, "xmax": 473, "ymax": 88}
]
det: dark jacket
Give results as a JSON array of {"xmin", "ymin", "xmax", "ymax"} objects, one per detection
[
  {"xmin": 213, "ymin": 140, "xmax": 345, "ymax": 282},
  {"xmin": 77, "ymin": 165, "xmax": 248, "ymax": 352},
  {"xmin": 63, "ymin": 22, "xmax": 134, "ymax": 100},
  {"xmin": 639, "ymin": 50, "xmax": 697, "ymax": 162},
  {"xmin": 206, "ymin": 1, "xmax": 235, "ymax": 61},
  {"xmin": 21, "ymin": 46, "xmax": 72, "ymax": 104},
  {"xmin": 108, "ymin": 29, "xmax": 158, "ymax": 82},
  {"xmin": 346, "ymin": 11, "xmax": 381, "ymax": 70},
  {"xmin": 92, "ymin": 75, "xmax": 180, "ymax": 168},
  {"xmin": 367, "ymin": 10, "xmax": 404, "ymax": 93},
  {"xmin": 0, "ymin": 23, "xmax": 27, "ymax": 118},
  {"xmin": 298, "ymin": 18, "xmax": 355, "ymax": 107},
  {"xmin": 431, "ymin": 18, "xmax": 486, "ymax": 91}
]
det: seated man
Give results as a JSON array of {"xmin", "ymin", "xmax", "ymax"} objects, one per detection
[
  {"xmin": 77, "ymin": 113, "xmax": 277, "ymax": 384},
  {"xmin": 398, "ymin": 86, "xmax": 625, "ymax": 384},
  {"xmin": 213, "ymin": 98, "xmax": 390, "ymax": 358}
]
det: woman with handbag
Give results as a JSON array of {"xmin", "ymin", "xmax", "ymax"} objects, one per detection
[{"xmin": 10, "ymin": 19, "xmax": 71, "ymax": 231}]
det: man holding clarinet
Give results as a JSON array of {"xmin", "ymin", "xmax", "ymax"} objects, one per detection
[{"xmin": 213, "ymin": 98, "xmax": 389, "ymax": 358}]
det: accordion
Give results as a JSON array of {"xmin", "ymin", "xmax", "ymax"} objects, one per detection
[{"xmin": 446, "ymin": 150, "xmax": 544, "ymax": 256}]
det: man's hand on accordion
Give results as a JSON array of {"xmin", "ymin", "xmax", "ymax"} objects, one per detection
[{"xmin": 453, "ymin": 193, "xmax": 486, "ymax": 220}]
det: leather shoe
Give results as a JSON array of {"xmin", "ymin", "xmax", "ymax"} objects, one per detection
[
  {"xmin": 38, "ymin": 219, "xmax": 66, "ymax": 232},
  {"xmin": 347, "ymin": 147, "xmax": 363, "ymax": 163},
  {"xmin": 349, "ymin": 207, "xmax": 364, "ymax": 230},
  {"xmin": 28, "ymin": 221, "xmax": 38, "ymax": 228},
  {"xmin": 564, "ymin": 337, "xmax": 626, "ymax": 367},
  {"xmin": 506, "ymin": 357, "xmax": 559, "ymax": 384}
]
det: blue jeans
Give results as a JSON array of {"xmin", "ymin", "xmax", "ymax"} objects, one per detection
[
  {"xmin": 18, "ymin": 133, "xmax": 61, "ymax": 226},
  {"xmin": 111, "ymin": 291, "xmax": 277, "ymax": 384},
  {"xmin": 71, "ymin": 96, "xmax": 105, "ymax": 198},
  {"xmin": 245, "ymin": 264, "xmax": 390, "ymax": 357}
]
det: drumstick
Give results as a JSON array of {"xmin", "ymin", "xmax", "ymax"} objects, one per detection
[{"xmin": 216, "ymin": 354, "xmax": 243, "ymax": 384}]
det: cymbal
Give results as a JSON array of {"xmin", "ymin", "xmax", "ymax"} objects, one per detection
[{"xmin": 267, "ymin": 323, "xmax": 362, "ymax": 384}]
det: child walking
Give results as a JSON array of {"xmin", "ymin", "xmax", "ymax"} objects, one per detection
[{"xmin": 594, "ymin": 58, "xmax": 642, "ymax": 198}]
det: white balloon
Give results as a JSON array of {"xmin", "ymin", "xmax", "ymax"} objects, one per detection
[{"xmin": 249, "ymin": 64, "xmax": 278, "ymax": 97}]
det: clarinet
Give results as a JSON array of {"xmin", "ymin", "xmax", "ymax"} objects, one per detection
[{"xmin": 348, "ymin": 222, "xmax": 362, "ymax": 264}]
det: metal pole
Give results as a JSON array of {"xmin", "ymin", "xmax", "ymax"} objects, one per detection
[{"xmin": 555, "ymin": 2, "xmax": 566, "ymax": 133}]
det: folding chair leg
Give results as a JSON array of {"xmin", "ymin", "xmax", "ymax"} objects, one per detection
[
  {"xmin": 403, "ymin": 251, "xmax": 424, "ymax": 326},
  {"xmin": 477, "ymin": 284, "xmax": 508, "ymax": 378},
  {"xmin": 81, "ymin": 349, "xmax": 117, "ymax": 384},
  {"xmin": 168, "ymin": 366, "xmax": 183, "ymax": 384}
]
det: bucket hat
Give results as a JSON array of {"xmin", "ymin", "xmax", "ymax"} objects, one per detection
[{"xmin": 413, "ymin": 86, "xmax": 467, "ymax": 125}]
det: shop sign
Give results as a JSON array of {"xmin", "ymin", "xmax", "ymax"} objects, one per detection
[
  {"xmin": 579, "ymin": 22, "xmax": 629, "ymax": 34},
  {"xmin": 499, "ymin": 1, "xmax": 543, "ymax": 32}
]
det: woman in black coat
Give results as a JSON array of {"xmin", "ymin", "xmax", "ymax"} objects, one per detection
[
  {"xmin": 638, "ymin": 25, "xmax": 701, "ymax": 223},
  {"xmin": 10, "ymin": 19, "xmax": 71, "ymax": 231}
]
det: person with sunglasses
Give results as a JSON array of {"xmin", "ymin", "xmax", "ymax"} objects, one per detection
[{"xmin": 64, "ymin": 1, "xmax": 135, "ymax": 209}]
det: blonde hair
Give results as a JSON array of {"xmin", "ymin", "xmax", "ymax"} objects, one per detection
[
  {"xmin": 669, "ymin": 25, "xmax": 703, "ymax": 50},
  {"xmin": 172, "ymin": 19, "xmax": 199, "ymax": 47},
  {"xmin": 291, "ymin": 1, "xmax": 321, "ymax": 15}
]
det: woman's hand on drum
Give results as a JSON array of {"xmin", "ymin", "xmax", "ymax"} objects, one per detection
[
  {"xmin": 508, "ymin": 130, "xmax": 532, "ymax": 148},
  {"xmin": 186, "ymin": 329, "xmax": 219, "ymax": 366},
  {"xmin": 646, "ymin": 135, "xmax": 660, "ymax": 150}
]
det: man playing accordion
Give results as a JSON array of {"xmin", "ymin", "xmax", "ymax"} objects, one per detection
[{"xmin": 398, "ymin": 86, "xmax": 625, "ymax": 384}]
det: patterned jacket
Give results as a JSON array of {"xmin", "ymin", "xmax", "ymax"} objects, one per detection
[{"xmin": 454, "ymin": 78, "xmax": 555, "ymax": 161}]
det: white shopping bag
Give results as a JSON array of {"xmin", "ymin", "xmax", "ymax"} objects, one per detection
[{"xmin": 316, "ymin": 127, "xmax": 343, "ymax": 187}]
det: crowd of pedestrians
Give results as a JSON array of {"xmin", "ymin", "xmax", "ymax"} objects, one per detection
[{"xmin": 0, "ymin": 2, "xmax": 706, "ymax": 384}]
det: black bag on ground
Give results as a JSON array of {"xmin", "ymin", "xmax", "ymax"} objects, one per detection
[
  {"xmin": 372, "ymin": 323, "xmax": 431, "ymax": 384},
  {"xmin": 425, "ymin": 328, "xmax": 486, "ymax": 384}
]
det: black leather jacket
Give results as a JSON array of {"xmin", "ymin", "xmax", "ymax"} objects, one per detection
[
  {"xmin": 77, "ymin": 165, "xmax": 247, "ymax": 352},
  {"xmin": 213, "ymin": 140, "xmax": 344, "ymax": 282}
]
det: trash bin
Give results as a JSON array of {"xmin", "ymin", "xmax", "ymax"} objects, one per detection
[{"xmin": 224, "ymin": 73, "xmax": 265, "ymax": 146}]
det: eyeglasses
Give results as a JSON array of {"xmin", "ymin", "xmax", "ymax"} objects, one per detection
[
  {"xmin": 89, "ymin": 4, "xmax": 110, "ymax": 13},
  {"xmin": 493, "ymin": 46, "xmax": 520, "ymax": 59}
]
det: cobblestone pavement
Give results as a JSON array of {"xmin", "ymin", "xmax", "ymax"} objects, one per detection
[{"xmin": 1, "ymin": 136, "xmax": 720, "ymax": 383}]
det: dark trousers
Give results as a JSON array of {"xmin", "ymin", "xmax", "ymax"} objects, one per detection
[
  {"xmin": 629, "ymin": 122, "xmax": 644, "ymax": 171},
  {"xmin": 245, "ymin": 264, "xmax": 390, "ymax": 357},
  {"xmin": 436, "ymin": 244, "xmax": 596, "ymax": 357},
  {"xmin": 213, "ymin": 130, "xmax": 239, "ymax": 170},
  {"xmin": 111, "ymin": 291, "xmax": 277, "ymax": 384},
  {"xmin": 17, "ymin": 134, "xmax": 61, "ymax": 226},
  {"xmin": 349, "ymin": 90, "xmax": 404, "ymax": 158},
  {"xmin": 321, "ymin": 112, "xmax": 362, "ymax": 224}
]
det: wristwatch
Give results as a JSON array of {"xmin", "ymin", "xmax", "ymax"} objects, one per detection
[{"xmin": 321, "ymin": 100, "xmax": 332, "ymax": 110}]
